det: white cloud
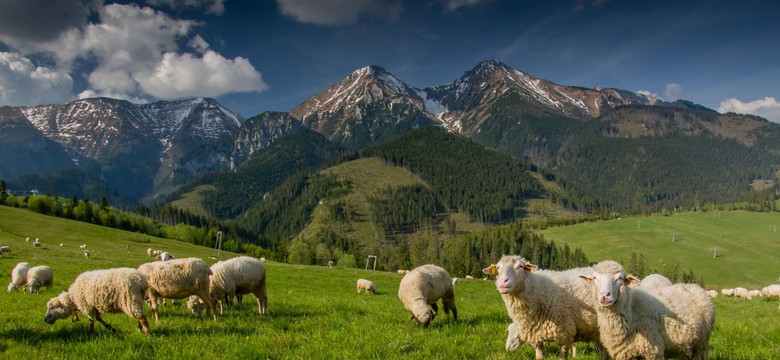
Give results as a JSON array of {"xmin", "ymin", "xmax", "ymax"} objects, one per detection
[
  {"xmin": 276, "ymin": 0, "xmax": 403, "ymax": 26},
  {"xmin": 0, "ymin": 52, "xmax": 73, "ymax": 106},
  {"xmin": 0, "ymin": 3, "xmax": 267, "ymax": 106},
  {"xmin": 136, "ymin": 50, "xmax": 268, "ymax": 98},
  {"xmin": 664, "ymin": 83, "xmax": 687, "ymax": 101},
  {"xmin": 0, "ymin": 0, "xmax": 102, "ymax": 49},
  {"xmin": 145, "ymin": 0, "xmax": 226, "ymax": 15},
  {"xmin": 718, "ymin": 97, "xmax": 780, "ymax": 123},
  {"xmin": 440, "ymin": 0, "xmax": 489, "ymax": 11},
  {"xmin": 637, "ymin": 90, "xmax": 658, "ymax": 98}
]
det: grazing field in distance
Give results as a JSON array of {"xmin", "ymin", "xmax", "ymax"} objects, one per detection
[{"xmin": 1, "ymin": 206, "xmax": 779, "ymax": 359}]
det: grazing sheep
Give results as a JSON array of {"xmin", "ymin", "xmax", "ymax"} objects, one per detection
[
  {"xmin": 398, "ymin": 264, "xmax": 457, "ymax": 328},
  {"xmin": 155, "ymin": 252, "xmax": 174, "ymax": 261},
  {"xmin": 32, "ymin": 240, "xmax": 41, "ymax": 248},
  {"xmin": 452, "ymin": 277, "xmax": 459, "ymax": 286},
  {"xmin": 43, "ymin": 268, "xmax": 150, "ymax": 335},
  {"xmin": 484, "ymin": 256, "xmax": 606, "ymax": 360},
  {"xmin": 79, "ymin": 244, "xmax": 87, "ymax": 249},
  {"xmin": 638, "ymin": 274, "xmax": 672, "ymax": 290},
  {"xmin": 152, "ymin": 249, "xmax": 162, "ymax": 256},
  {"xmin": 465, "ymin": 275, "xmax": 474, "ymax": 280},
  {"xmin": 580, "ymin": 260, "xmax": 715, "ymax": 360},
  {"xmin": 137, "ymin": 257, "xmax": 216, "ymax": 321},
  {"xmin": 260, "ymin": 257, "xmax": 266, "ymax": 262},
  {"xmin": 83, "ymin": 250, "xmax": 90, "ymax": 259},
  {"xmin": 357, "ymin": 279, "xmax": 376, "ymax": 294},
  {"xmin": 506, "ymin": 322, "xmax": 524, "ymax": 352},
  {"xmin": 26, "ymin": 237, "xmax": 30, "ymax": 242},
  {"xmin": 328, "ymin": 260, "xmax": 334, "ymax": 268},
  {"xmin": 1, "ymin": 245, "xmax": 11, "ymax": 254},
  {"xmin": 8, "ymin": 262, "xmax": 31, "ymax": 292},
  {"xmin": 733, "ymin": 287, "xmax": 752, "ymax": 300},
  {"xmin": 748, "ymin": 290, "xmax": 762, "ymax": 298},
  {"xmin": 187, "ymin": 256, "xmax": 267, "ymax": 317},
  {"xmin": 397, "ymin": 269, "xmax": 407, "ymax": 275},
  {"xmin": 762, "ymin": 284, "xmax": 780, "ymax": 298},
  {"xmin": 706, "ymin": 290, "xmax": 718, "ymax": 298},
  {"xmin": 147, "ymin": 248, "xmax": 153, "ymax": 256},
  {"xmin": 721, "ymin": 288, "xmax": 734, "ymax": 297},
  {"xmin": 27, "ymin": 265, "xmax": 54, "ymax": 293}
]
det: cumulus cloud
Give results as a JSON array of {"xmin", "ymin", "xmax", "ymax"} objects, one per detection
[
  {"xmin": 0, "ymin": 0, "xmax": 102, "ymax": 50},
  {"xmin": 0, "ymin": 52, "xmax": 73, "ymax": 106},
  {"xmin": 718, "ymin": 97, "xmax": 780, "ymax": 123},
  {"xmin": 145, "ymin": 0, "xmax": 226, "ymax": 15},
  {"xmin": 0, "ymin": 3, "xmax": 267, "ymax": 106},
  {"xmin": 276, "ymin": 0, "xmax": 403, "ymax": 26},
  {"xmin": 664, "ymin": 83, "xmax": 688, "ymax": 101}
]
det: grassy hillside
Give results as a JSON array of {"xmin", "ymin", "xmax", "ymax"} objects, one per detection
[
  {"xmin": 1, "ymin": 206, "xmax": 779, "ymax": 359},
  {"xmin": 538, "ymin": 210, "xmax": 780, "ymax": 289}
]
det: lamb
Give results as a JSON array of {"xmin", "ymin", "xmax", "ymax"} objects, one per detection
[
  {"xmin": 484, "ymin": 256, "xmax": 606, "ymax": 360},
  {"xmin": 0, "ymin": 245, "xmax": 11, "ymax": 254},
  {"xmin": 762, "ymin": 284, "xmax": 780, "ymax": 298},
  {"xmin": 638, "ymin": 274, "xmax": 672, "ymax": 290},
  {"xmin": 137, "ymin": 257, "xmax": 216, "ymax": 321},
  {"xmin": 580, "ymin": 260, "xmax": 715, "ymax": 360},
  {"xmin": 398, "ymin": 264, "xmax": 457, "ymax": 328},
  {"xmin": 8, "ymin": 262, "xmax": 31, "ymax": 292},
  {"xmin": 155, "ymin": 251, "xmax": 174, "ymax": 261},
  {"xmin": 186, "ymin": 256, "xmax": 267, "ymax": 317},
  {"xmin": 43, "ymin": 268, "xmax": 151, "ymax": 335},
  {"xmin": 357, "ymin": 279, "xmax": 376, "ymax": 294},
  {"xmin": 27, "ymin": 265, "xmax": 54, "ymax": 293}
]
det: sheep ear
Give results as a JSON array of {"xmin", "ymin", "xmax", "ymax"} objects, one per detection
[
  {"xmin": 626, "ymin": 275, "xmax": 641, "ymax": 286},
  {"xmin": 523, "ymin": 262, "xmax": 538, "ymax": 272},
  {"xmin": 482, "ymin": 264, "xmax": 497, "ymax": 275},
  {"xmin": 579, "ymin": 275, "xmax": 594, "ymax": 282}
]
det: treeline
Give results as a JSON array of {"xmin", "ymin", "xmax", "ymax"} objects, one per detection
[
  {"xmin": 624, "ymin": 252, "xmax": 702, "ymax": 286},
  {"xmin": 363, "ymin": 127, "xmax": 543, "ymax": 223},
  {"xmin": 367, "ymin": 185, "xmax": 443, "ymax": 237}
]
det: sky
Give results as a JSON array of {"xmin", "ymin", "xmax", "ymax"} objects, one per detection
[{"xmin": 1, "ymin": 0, "xmax": 779, "ymax": 122}]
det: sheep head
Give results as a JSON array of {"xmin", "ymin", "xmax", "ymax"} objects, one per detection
[
  {"xmin": 490, "ymin": 256, "xmax": 537, "ymax": 295},
  {"xmin": 411, "ymin": 304, "xmax": 434, "ymax": 328},
  {"xmin": 580, "ymin": 260, "xmax": 638, "ymax": 307},
  {"xmin": 186, "ymin": 295, "xmax": 206, "ymax": 318},
  {"xmin": 44, "ymin": 292, "xmax": 76, "ymax": 325}
]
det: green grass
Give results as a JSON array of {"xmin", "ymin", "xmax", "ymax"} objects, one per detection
[
  {"xmin": 168, "ymin": 184, "xmax": 216, "ymax": 218},
  {"xmin": 538, "ymin": 211, "xmax": 780, "ymax": 289},
  {"xmin": 2, "ymin": 206, "xmax": 780, "ymax": 359}
]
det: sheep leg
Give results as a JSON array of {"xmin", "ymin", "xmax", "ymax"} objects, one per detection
[
  {"xmin": 534, "ymin": 343, "xmax": 544, "ymax": 360},
  {"xmin": 559, "ymin": 344, "xmax": 570, "ymax": 360},
  {"xmin": 443, "ymin": 296, "xmax": 457, "ymax": 321},
  {"xmin": 147, "ymin": 291, "xmax": 160, "ymax": 322},
  {"xmin": 571, "ymin": 342, "xmax": 577, "ymax": 358},
  {"xmin": 254, "ymin": 285, "xmax": 267, "ymax": 315},
  {"xmin": 94, "ymin": 313, "xmax": 116, "ymax": 333},
  {"xmin": 137, "ymin": 315, "xmax": 150, "ymax": 335}
]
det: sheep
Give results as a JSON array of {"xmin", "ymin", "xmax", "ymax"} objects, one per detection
[
  {"xmin": 506, "ymin": 322, "xmax": 524, "ymax": 352},
  {"xmin": 328, "ymin": 260, "xmax": 334, "ymax": 268},
  {"xmin": 397, "ymin": 269, "xmax": 407, "ymax": 275},
  {"xmin": 27, "ymin": 265, "xmax": 54, "ymax": 293},
  {"xmin": 187, "ymin": 256, "xmax": 267, "ymax": 317},
  {"xmin": 43, "ymin": 267, "xmax": 151, "ymax": 335},
  {"xmin": 398, "ymin": 264, "xmax": 457, "ymax": 328},
  {"xmin": 83, "ymin": 250, "xmax": 90, "ymax": 259},
  {"xmin": 155, "ymin": 252, "xmax": 174, "ymax": 261},
  {"xmin": 762, "ymin": 284, "xmax": 780, "ymax": 298},
  {"xmin": 580, "ymin": 260, "xmax": 715, "ymax": 360},
  {"xmin": 59, "ymin": 243, "xmax": 63, "ymax": 247},
  {"xmin": 357, "ymin": 279, "xmax": 376, "ymax": 294},
  {"xmin": 0, "ymin": 245, "xmax": 11, "ymax": 254},
  {"xmin": 260, "ymin": 257, "xmax": 266, "ymax": 262},
  {"xmin": 8, "ymin": 262, "xmax": 31, "ymax": 292},
  {"xmin": 706, "ymin": 290, "xmax": 718, "ymax": 298},
  {"xmin": 26, "ymin": 237, "xmax": 30, "ymax": 242},
  {"xmin": 32, "ymin": 240, "xmax": 41, "ymax": 247},
  {"xmin": 733, "ymin": 287, "xmax": 752, "ymax": 300},
  {"xmin": 484, "ymin": 256, "xmax": 606, "ymax": 360},
  {"xmin": 137, "ymin": 257, "xmax": 216, "ymax": 321},
  {"xmin": 79, "ymin": 244, "xmax": 87, "ymax": 249},
  {"xmin": 638, "ymin": 274, "xmax": 672, "ymax": 290},
  {"xmin": 748, "ymin": 290, "xmax": 762, "ymax": 298},
  {"xmin": 721, "ymin": 288, "xmax": 734, "ymax": 297},
  {"xmin": 452, "ymin": 277, "xmax": 459, "ymax": 286},
  {"xmin": 465, "ymin": 275, "xmax": 474, "ymax": 280},
  {"xmin": 147, "ymin": 248, "xmax": 153, "ymax": 256}
]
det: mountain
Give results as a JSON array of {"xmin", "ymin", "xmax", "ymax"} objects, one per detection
[
  {"xmin": 0, "ymin": 97, "xmax": 244, "ymax": 200},
  {"xmin": 288, "ymin": 65, "xmax": 437, "ymax": 149},
  {"xmin": 229, "ymin": 111, "xmax": 304, "ymax": 170}
]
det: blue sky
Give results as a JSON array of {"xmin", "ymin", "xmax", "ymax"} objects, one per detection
[{"xmin": 1, "ymin": 0, "xmax": 778, "ymax": 122}]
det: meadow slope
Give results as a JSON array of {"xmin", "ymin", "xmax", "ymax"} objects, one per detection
[{"xmin": 1, "ymin": 206, "xmax": 779, "ymax": 359}]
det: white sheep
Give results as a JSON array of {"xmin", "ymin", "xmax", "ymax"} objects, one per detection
[
  {"xmin": 25, "ymin": 237, "xmax": 30, "ymax": 242},
  {"xmin": 397, "ymin": 269, "xmax": 407, "ymax": 275},
  {"xmin": 27, "ymin": 265, "xmax": 54, "ymax": 293},
  {"xmin": 748, "ymin": 290, "xmax": 762, "ymax": 298},
  {"xmin": 44, "ymin": 267, "xmax": 151, "ymax": 335},
  {"xmin": 260, "ymin": 257, "xmax": 266, "ymax": 262},
  {"xmin": 356, "ymin": 279, "xmax": 376, "ymax": 294},
  {"xmin": 506, "ymin": 322, "xmax": 524, "ymax": 352},
  {"xmin": 137, "ymin": 257, "xmax": 216, "ymax": 321},
  {"xmin": 721, "ymin": 288, "xmax": 734, "ymax": 297},
  {"xmin": 32, "ymin": 240, "xmax": 41, "ymax": 248},
  {"xmin": 706, "ymin": 290, "xmax": 718, "ymax": 298},
  {"xmin": 155, "ymin": 251, "xmax": 174, "ymax": 261},
  {"xmin": 484, "ymin": 256, "xmax": 606, "ymax": 360},
  {"xmin": 451, "ymin": 277, "xmax": 459, "ymax": 286},
  {"xmin": 79, "ymin": 244, "xmax": 87, "ymax": 249},
  {"xmin": 83, "ymin": 250, "xmax": 90, "ymax": 259},
  {"xmin": 580, "ymin": 260, "xmax": 715, "ymax": 360},
  {"xmin": 0, "ymin": 245, "xmax": 11, "ymax": 254},
  {"xmin": 733, "ymin": 287, "xmax": 752, "ymax": 300},
  {"xmin": 638, "ymin": 274, "xmax": 672, "ymax": 290},
  {"xmin": 464, "ymin": 275, "xmax": 474, "ymax": 280},
  {"xmin": 398, "ymin": 264, "xmax": 457, "ymax": 328},
  {"xmin": 8, "ymin": 262, "xmax": 31, "ymax": 292},
  {"xmin": 187, "ymin": 256, "xmax": 267, "ymax": 317},
  {"xmin": 147, "ymin": 248, "xmax": 153, "ymax": 256},
  {"xmin": 328, "ymin": 260, "xmax": 334, "ymax": 268},
  {"xmin": 762, "ymin": 284, "xmax": 780, "ymax": 298}
]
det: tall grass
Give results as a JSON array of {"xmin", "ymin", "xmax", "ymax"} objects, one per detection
[{"xmin": 2, "ymin": 206, "xmax": 779, "ymax": 359}]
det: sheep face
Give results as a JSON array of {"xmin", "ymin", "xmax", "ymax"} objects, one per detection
[
  {"xmin": 187, "ymin": 295, "xmax": 206, "ymax": 318},
  {"xmin": 580, "ymin": 261, "xmax": 638, "ymax": 307},
  {"xmin": 44, "ymin": 293, "xmax": 76, "ymax": 325},
  {"xmin": 7, "ymin": 283, "xmax": 19, "ymax": 293},
  {"xmin": 487, "ymin": 256, "xmax": 537, "ymax": 295},
  {"xmin": 411, "ymin": 304, "xmax": 433, "ymax": 328}
]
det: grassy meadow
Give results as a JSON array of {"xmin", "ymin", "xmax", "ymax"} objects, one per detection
[
  {"xmin": 1, "ymin": 206, "xmax": 780, "ymax": 359},
  {"xmin": 538, "ymin": 211, "xmax": 780, "ymax": 290}
]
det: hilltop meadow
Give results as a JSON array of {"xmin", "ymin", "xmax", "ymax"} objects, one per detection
[{"xmin": 1, "ymin": 206, "xmax": 779, "ymax": 359}]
